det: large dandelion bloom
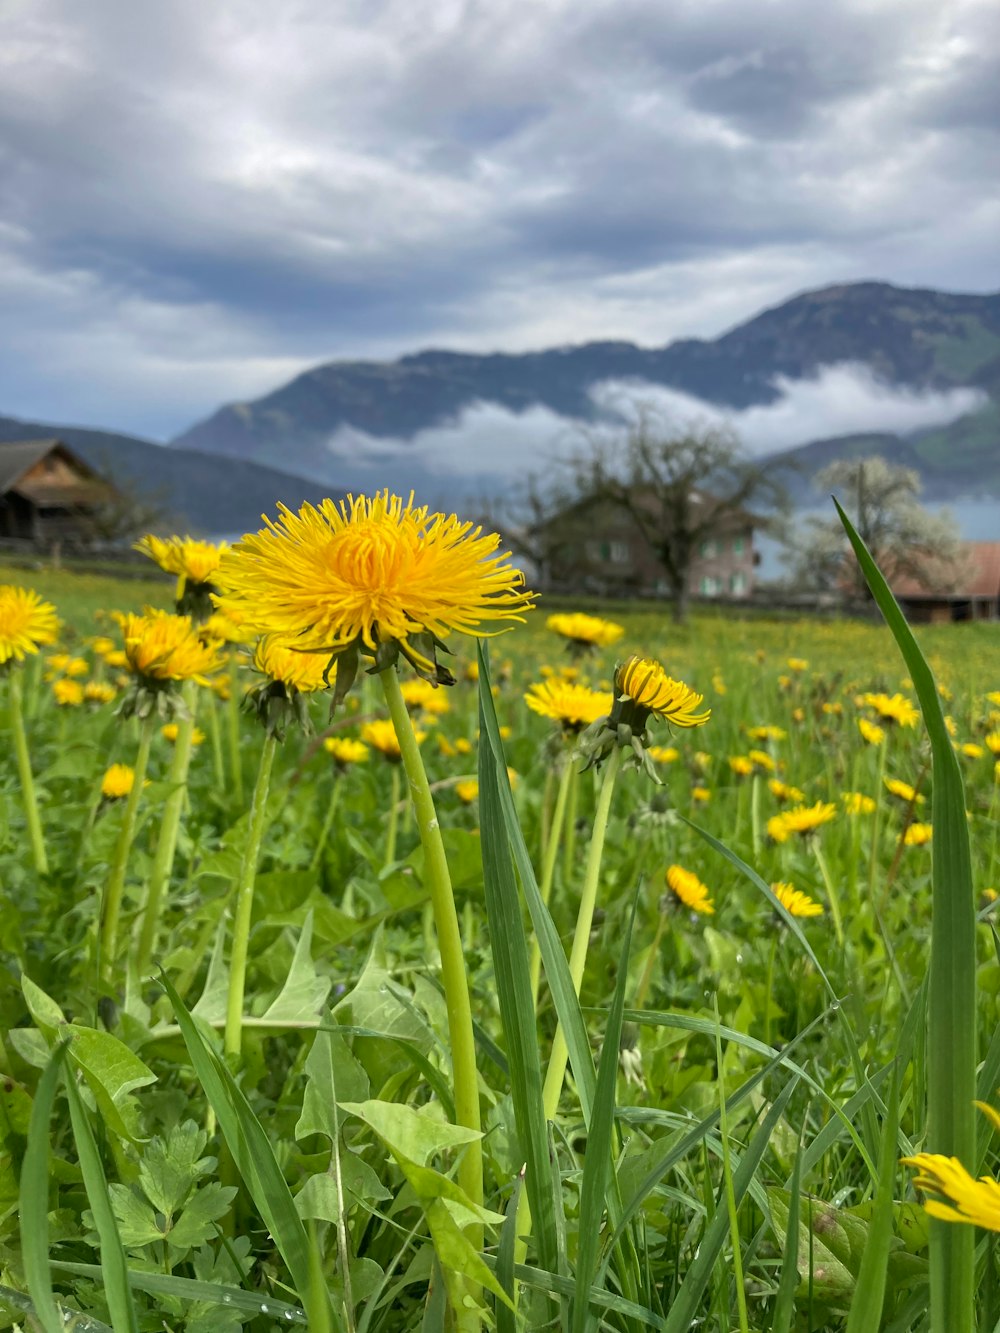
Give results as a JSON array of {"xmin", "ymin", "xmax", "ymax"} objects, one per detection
[
  {"xmin": 771, "ymin": 881, "xmax": 824, "ymax": 917},
  {"xmin": 213, "ymin": 492, "xmax": 533, "ymax": 687},
  {"xmin": 666, "ymin": 864, "xmax": 714, "ymax": 915},
  {"xmin": 122, "ymin": 610, "xmax": 223, "ymax": 685},
  {"xmin": 863, "ymin": 691, "xmax": 919, "ymax": 728},
  {"xmin": 524, "ymin": 679, "xmax": 613, "ymax": 733},
  {"xmin": 615, "ymin": 656, "xmax": 711, "ymax": 729},
  {"xmin": 905, "ymin": 1100, "xmax": 1000, "ymax": 1232},
  {"xmin": 252, "ymin": 635, "xmax": 331, "ymax": 694},
  {"xmin": 0, "ymin": 586, "xmax": 60, "ymax": 665},
  {"xmin": 136, "ymin": 535, "xmax": 229, "ymax": 603}
]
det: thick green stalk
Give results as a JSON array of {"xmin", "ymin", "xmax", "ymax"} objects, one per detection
[
  {"xmin": 99, "ymin": 714, "xmax": 155, "ymax": 982},
  {"xmin": 562, "ymin": 763, "xmax": 579, "ymax": 883},
  {"xmin": 714, "ymin": 1001, "xmax": 750, "ymax": 1333},
  {"xmin": 135, "ymin": 681, "xmax": 199, "ymax": 976},
  {"xmin": 528, "ymin": 754, "xmax": 575, "ymax": 1008},
  {"xmin": 379, "ymin": 669, "xmax": 483, "ymax": 1207},
  {"xmin": 224, "ymin": 733, "xmax": 278, "ymax": 1058},
  {"xmin": 207, "ymin": 694, "xmax": 225, "ymax": 792},
  {"xmin": 542, "ymin": 746, "xmax": 622, "ymax": 1120},
  {"xmin": 8, "ymin": 670, "xmax": 48, "ymax": 876},
  {"xmin": 812, "ymin": 840, "xmax": 845, "ymax": 948}
]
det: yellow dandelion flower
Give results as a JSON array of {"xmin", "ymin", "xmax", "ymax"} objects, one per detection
[
  {"xmin": 884, "ymin": 777, "xmax": 925, "ymax": 804},
  {"xmin": 904, "ymin": 1154, "xmax": 1000, "ymax": 1232},
  {"xmin": 858, "ymin": 718, "xmax": 886, "ymax": 747},
  {"xmin": 202, "ymin": 609, "xmax": 247, "ymax": 645},
  {"xmin": 986, "ymin": 691, "xmax": 1000, "ymax": 708},
  {"xmin": 0, "ymin": 585, "xmax": 60, "ymax": 664},
  {"xmin": 324, "ymin": 736, "xmax": 369, "ymax": 765},
  {"xmin": 546, "ymin": 612, "xmax": 624, "ymax": 649},
  {"xmin": 455, "ymin": 779, "xmax": 479, "ymax": 804},
  {"xmin": 648, "ymin": 745, "xmax": 680, "ymax": 764},
  {"xmin": 463, "ymin": 660, "xmax": 480, "ymax": 682},
  {"xmin": 903, "ymin": 822, "xmax": 933, "ymax": 846},
  {"xmin": 523, "ymin": 679, "xmax": 613, "ymax": 733},
  {"xmin": 84, "ymin": 681, "xmax": 117, "ymax": 704},
  {"xmin": 960, "ymin": 743, "xmax": 985, "ymax": 759},
  {"xmin": 90, "ymin": 636, "xmax": 116, "ymax": 656},
  {"xmin": 842, "ymin": 791, "xmax": 876, "ymax": 815},
  {"xmin": 362, "ymin": 717, "xmax": 425, "ymax": 760},
  {"xmin": 46, "ymin": 654, "xmax": 88, "ymax": 679},
  {"xmin": 101, "ymin": 763, "xmax": 135, "ymax": 799},
  {"xmin": 666, "ymin": 864, "xmax": 714, "ymax": 915},
  {"xmin": 822, "ymin": 701, "xmax": 843, "ymax": 716},
  {"xmin": 122, "ymin": 610, "xmax": 222, "ymax": 684},
  {"xmin": 747, "ymin": 724, "xmax": 786, "ymax": 743},
  {"xmin": 712, "ymin": 673, "xmax": 727, "ymax": 695},
  {"xmin": 692, "ymin": 785, "xmax": 711, "ymax": 802},
  {"xmin": 771, "ymin": 881, "xmax": 824, "ymax": 917},
  {"xmin": 162, "ymin": 722, "xmax": 206, "ymax": 744},
  {"xmin": 400, "ymin": 677, "xmax": 451, "ymax": 716},
  {"xmin": 136, "ymin": 534, "xmax": 229, "ymax": 598},
  {"xmin": 791, "ymin": 707, "xmax": 805, "ymax": 724},
  {"xmin": 747, "ymin": 748, "xmax": 776, "ymax": 773},
  {"xmin": 985, "ymin": 731, "xmax": 1000, "ymax": 756},
  {"xmin": 213, "ymin": 492, "xmax": 533, "ymax": 684},
  {"xmin": 767, "ymin": 801, "xmax": 837, "ymax": 844},
  {"xmin": 253, "ymin": 635, "xmax": 332, "ymax": 693},
  {"xmin": 52, "ymin": 678, "xmax": 84, "ymax": 707},
  {"xmin": 104, "ymin": 649, "xmax": 128, "ymax": 669},
  {"xmin": 729, "ymin": 755, "xmax": 754, "ymax": 777},
  {"xmin": 769, "ymin": 779, "xmax": 806, "ymax": 804},
  {"xmin": 864, "ymin": 691, "xmax": 919, "ymax": 727},
  {"xmin": 614, "ymin": 656, "xmax": 710, "ymax": 728},
  {"xmin": 787, "ymin": 657, "xmax": 809, "ymax": 672}
]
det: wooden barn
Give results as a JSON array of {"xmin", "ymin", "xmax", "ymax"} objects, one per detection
[
  {"xmin": 892, "ymin": 541, "xmax": 1000, "ymax": 623},
  {"xmin": 0, "ymin": 438, "xmax": 113, "ymax": 546}
]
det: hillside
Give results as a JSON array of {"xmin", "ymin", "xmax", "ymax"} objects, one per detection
[
  {"xmin": 0, "ymin": 416, "xmax": 335, "ymax": 535},
  {"xmin": 171, "ymin": 281, "xmax": 1000, "ymax": 498}
]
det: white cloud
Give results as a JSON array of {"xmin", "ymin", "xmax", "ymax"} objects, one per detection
[{"xmin": 589, "ymin": 365, "xmax": 987, "ymax": 455}]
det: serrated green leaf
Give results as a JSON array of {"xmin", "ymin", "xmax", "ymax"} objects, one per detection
[
  {"xmin": 137, "ymin": 1120, "xmax": 213, "ymax": 1217},
  {"xmin": 339, "ymin": 1099, "xmax": 480, "ymax": 1166},
  {"xmin": 262, "ymin": 910, "xmax": 331, "ymax": 1023},
  {"xmin": 66, "ymin": 1025, "xmax": 156, "ymax": 1145}
]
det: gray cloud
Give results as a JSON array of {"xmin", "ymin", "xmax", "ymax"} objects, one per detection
[{"xmin": 0, "ymin": 0, "xmax": 997, "ymax": 438}]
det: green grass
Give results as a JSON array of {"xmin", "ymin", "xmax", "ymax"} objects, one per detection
[{"xmin": 1, "ymin": 560, "xmax": 999, "ymax": 1330}]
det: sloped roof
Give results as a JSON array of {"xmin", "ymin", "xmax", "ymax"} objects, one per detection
[
  {"xmin": 0, "ymin": 439, "xmax": 62, "ymax": 493},
  {"xmin": 893, "ymin": 542, "xmax": 1000, "ymax": 599}
]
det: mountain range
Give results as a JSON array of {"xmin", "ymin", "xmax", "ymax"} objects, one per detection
[{"xmin": 4, "ymin": 279, "xmax": 1000, "ymax": 534}]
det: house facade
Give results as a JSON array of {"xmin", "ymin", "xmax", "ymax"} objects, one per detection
[
  {"xmin": 0, "ymin": 439, "xmax": 112, "ymax": 546},
  {"xmin": 538, "ymin": 490, "xmax": 758, "ymax": 600}
]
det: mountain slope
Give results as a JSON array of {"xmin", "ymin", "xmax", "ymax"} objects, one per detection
[
  {"xmin": 171, "ymin": 282, "xmax": 1000, "ymax": 497},
  {"xmin": 0, "ymin": 416, "xmax": 335, "ymax": 535}
]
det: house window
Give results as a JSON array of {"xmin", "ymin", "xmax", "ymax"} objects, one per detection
[
  {"xmin": 700, "ymin": 575, "xmax": 719, "ymax": 596},
  {"xmin": 699, "ymin": 538, "xmax": 718, "ymax": 559},
  {"xmin": 609, "ymin": 541, "xmax": 629, "ymax": 564},
  {"xmin": 730, "ymin": 572, "xmax": 747, "ymax": 596},
  {"xmin": 732, "ymin": 536, "xmax": 745, "ymax": 556}
]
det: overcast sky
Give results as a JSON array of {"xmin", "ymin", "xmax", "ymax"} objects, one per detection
[{"xmin": 2, "ymin": 0, "xmax": 998, "ymax": 441}]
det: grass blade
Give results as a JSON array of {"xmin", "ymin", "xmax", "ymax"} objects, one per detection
[
  {"xmin": 495, "ymin": 1176, "xmax": 522, "ymax": 1333},
  {"xmin": 51, "ymin": 1262, "xmax": 307, "ymax": 1323},
  {"xmin": 846, "ymin": 1061, "xmax": 900, "ymax": 1332},
  {"xmin": 835, "ymin": 497, "xmax": 977, "ymax": 1333},
  {"xmin": 476, "ymin": 651, "xmax": 561, "ymax": 1282},
  {"xmin": 62, "ymin": 1062, "xmax": 139, "ymax": 1333},
  {"xmin": 159, "ymin": 971, "xmax": 327, "ymax": 1322},
  {"xmin": 20, "ymin": 1042, "xmax": 69, "ymax": 1333},
  {"xmin": 771, "ymin": 1131, "xmax": 804, "ymax": 1333},
  {"xmin": 662, "ymin": 1076, "xmax": 798, "ymax": 1333},
  {"xmin": 572, "ymin": 890, "xmax": 637, "ymax": 1333}
]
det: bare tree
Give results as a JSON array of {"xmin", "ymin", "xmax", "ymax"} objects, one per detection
[
  {"xmin": 791, "ymin": 456, "xmax": 964, "ymax": 600},
  {"xmin": 564, "ymin": 407, "xmax": 787, "ymax": 621}
]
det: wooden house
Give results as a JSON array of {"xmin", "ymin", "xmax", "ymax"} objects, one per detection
[
  {"xmin": 892, "ymin": 542, "xmax": 1000, "ymax": 623},
  {"xmin": 0, "ymin": 439, "xmax": 113, "ymax": 546}
]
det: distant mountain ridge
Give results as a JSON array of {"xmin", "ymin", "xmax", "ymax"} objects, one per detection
[
  {"xmin": 170, "ymin": 281, "xmax": 1000, "ymax": 499},
  {"xmin": 0, "ymin": 416, "xmax": 334, "ymax": 536}
]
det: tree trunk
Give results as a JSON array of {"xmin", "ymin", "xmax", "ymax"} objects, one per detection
[{"xmin": 670, "ymin": 576, "xmax": 690, "ymax": 624}]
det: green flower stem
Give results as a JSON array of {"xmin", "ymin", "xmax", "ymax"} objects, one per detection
[
  {"xmin": 542, "ymin": 745, "xmax": 623, "ymax": 1121},
  {"xmin": 379, "ymin": 669, "xmax": 483, "ymax": 1215},
  {"xmin": 309, "ymin": 775, "xmax": 343, "ymax": 873},
  {"xmin": 867, "ymin": 737, "xmax": 889, "ymax": 903},
  {"xmin": 226, "ymin": 671, "xmax": 244, "ymax": 805},
  {"xmin": 529, "ymin": 754, "xmax": 575, "ymax": 1008},
  {"xmin": 562, "ymin": 762, "xmax": 579, "ymax": 883},
  {"xmin": 384, "ymin": 765, "xmax": 401, "ymax": 868},
  {"xmin": 224, "ymin": 732, "xmax": 278, "ymax": 1059},
  {"xmin": 135, "ymin": 680, "xmax": 199, "ymax": 978},
  {"xmin": 812, "ymin": 839, "xmax": 845, "ymax": 948},
  {"xmin": 8, "ymin": 669, "xmax": 48, "ymax": 876},
  {"xmin": 763, "ymin": 932, "xmax": 778, "ymax": 1048},
  {"xmin": 750, "ymin": 772, "xmax": 762, "ymax": 857},
  {"xmin": 633, "ymin": 901, "xmax": 669, "ymax": 1012},
  {"xmin": 99, "ymin": 714, "xmax": 155, "ymax": 983},
  {"xmin": 207, "ymin": 694, "xmax": 225, "ymax": 792}
]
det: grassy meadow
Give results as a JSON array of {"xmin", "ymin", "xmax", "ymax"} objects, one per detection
[{"xmin": 1, "ymin": 556, "xmax": 999, "ymax": 1331}]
